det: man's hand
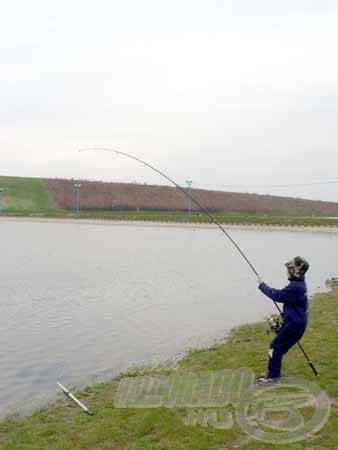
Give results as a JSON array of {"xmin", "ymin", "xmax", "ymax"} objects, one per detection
[{"xmin": 257, "ymin": 275, "xmax": 264, "ymax": 285}]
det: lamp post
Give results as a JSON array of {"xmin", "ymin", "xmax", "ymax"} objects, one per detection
[
  {"xmin": 0, "ymin": 188, "xmax": 4, "ymax": 213},
  {"xmin": 74, "ymin": 184, "xmax": 81, "ymax": 214},
  {"xmin": 186, "ymin": 180, "xmax": 192, "ymax": 216}
]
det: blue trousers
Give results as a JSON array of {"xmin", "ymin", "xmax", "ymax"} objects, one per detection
[{"xmin": 268, "ymin": 321, "xmax": 307, "ymax": 379}]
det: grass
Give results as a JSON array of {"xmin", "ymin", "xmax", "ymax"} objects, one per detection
[
  {"xmin": 68, "ymin": 210, "xmax": 338, "ymax": 227},
  {"xmin": 0, "ymin": 176, "xmax": 56, "ymax": 213},
  {"xmin": 0, "ymin": 284, "xmax": 337, "ymax": 449},
  {"xmin": 7, "ymin": 209, "xmax": 337, "ymax": 228}
]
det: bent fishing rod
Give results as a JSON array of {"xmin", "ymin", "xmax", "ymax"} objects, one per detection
[{"xmin": 79, "ymin": 147, "xmax": 318, "ymax": 377}]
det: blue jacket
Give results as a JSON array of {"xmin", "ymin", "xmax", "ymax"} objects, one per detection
[{"xmin": 259, "ymin": 277, "xmax": 308, "ymax": 324}]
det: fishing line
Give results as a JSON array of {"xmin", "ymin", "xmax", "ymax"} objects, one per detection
[
  {"xmin": 193, "ymin": 179, "xmax": 338, "ymax": 189},
  {"xmin": 79, "ymin": 146, "xmax": 318, "ymax": 376},
  {"xmin": 79, "ymin": 147, "xmax": 259, "ymax": 276}
]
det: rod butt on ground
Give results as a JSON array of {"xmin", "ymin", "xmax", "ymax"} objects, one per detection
[{"xmin": 309, "ymin": 362, "xmax": 319, "ymax": 377}]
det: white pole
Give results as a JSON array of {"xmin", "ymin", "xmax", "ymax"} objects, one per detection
[{"xmin": 57, "ymin": 382, "xmax": 93, "ymax": 415}]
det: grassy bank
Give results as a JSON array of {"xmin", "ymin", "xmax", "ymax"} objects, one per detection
[
  {"xmin": 71, "ymin": 210, "xmax": 338, "ymax": 227},
  {"xmin": 1, "ymin": 285, "xmax": 337, "ymax": 449},
  {"xmin": 2, "ymin": 209, "xmax": 338, "ymax": 228},
  {"xmin": 0, "ymin": 176, "xmax": 56, "ymax": 214}
]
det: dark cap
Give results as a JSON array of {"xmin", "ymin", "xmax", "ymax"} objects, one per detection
[{"xmin": 285, "ymin": 256, "xmax": 309, "ymax": 279}]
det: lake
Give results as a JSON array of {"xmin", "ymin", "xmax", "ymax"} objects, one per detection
[{"xmin": 0, "ymin": 218, "xmax": 337, "ymax": 417}]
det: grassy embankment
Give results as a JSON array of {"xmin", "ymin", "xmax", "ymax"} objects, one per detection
[
  {"xmin": 1, "ymin": 175, "xmax": 338, "ymax": 227},
  {"xmin": 1, "ymin": 284, "xmax": 337, "ymax": 449},
  {"xmin": 0, "ymin": 176, "xmax": 56, "ymax": 214}
]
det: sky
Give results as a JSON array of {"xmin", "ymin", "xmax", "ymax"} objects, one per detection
[{"xmin": 1, "ymin": 0, "xmax": 338, "ymax": 201}]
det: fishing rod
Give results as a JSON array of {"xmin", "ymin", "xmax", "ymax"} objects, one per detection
[{"xmin": 79, "ymin": 147, "xmax": 318, "ymax": 377}]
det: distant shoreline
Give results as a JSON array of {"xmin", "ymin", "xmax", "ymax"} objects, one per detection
[{"xmin": 1, "ymin": 215, "xmax": 338, "ymax": 234}]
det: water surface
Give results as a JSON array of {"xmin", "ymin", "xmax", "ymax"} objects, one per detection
[{"xmin": 0, "ymin": 219, "xmax": 337, "ymax": 416}]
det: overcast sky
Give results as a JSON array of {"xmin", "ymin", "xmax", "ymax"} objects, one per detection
[{"xmin": 1, "ymin": 0, "xmax": 338, "ymax": 201}]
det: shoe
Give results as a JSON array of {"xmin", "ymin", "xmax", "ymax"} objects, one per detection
[{"xmin": 256, "ymin": 377, "xmax": 281, "ymax": 386}]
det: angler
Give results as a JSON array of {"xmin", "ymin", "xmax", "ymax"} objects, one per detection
[{"xmin": 257, "ymin": 256, "xmax": 310, "ymax": 385}]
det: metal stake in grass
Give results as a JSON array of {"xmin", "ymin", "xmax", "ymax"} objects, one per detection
[{"xmin": 57, "ymin": 382, "xmax": 93, "ymax": 415}]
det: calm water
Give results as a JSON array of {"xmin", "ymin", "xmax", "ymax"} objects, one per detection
[{"xmin": 0, "ymin": 219, "xmax": 337, "ymax": 417}]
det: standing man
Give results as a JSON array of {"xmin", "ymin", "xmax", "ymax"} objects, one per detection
[{"xmin": 257, "ymin": 256, "xmax": 310, "ymax": 385}]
